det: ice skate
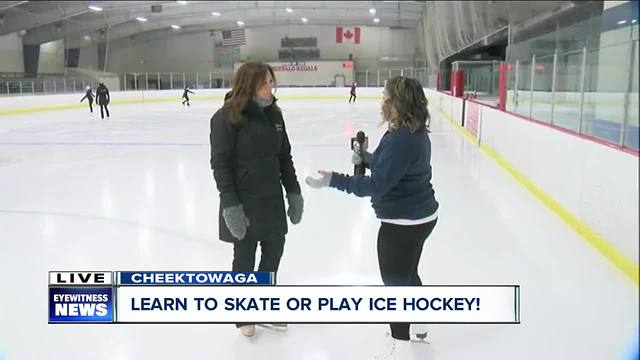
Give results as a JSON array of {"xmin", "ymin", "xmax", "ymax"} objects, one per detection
[
  {"xmin": 384, "ymin": 330, "xmax": 430, "ymax": 344},
  {"xmin": 374, "ymin": 338, "xmax": 416, "ymax": 360},
  {"xmin": 257, "ymin": 323, "xmax": 288, "ymax": 332},
  {"xmin": 239, "ymin": 324, "xmax": 255, "ymax": 337}
]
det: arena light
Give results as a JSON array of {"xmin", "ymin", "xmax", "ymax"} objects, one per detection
[
  {"xmin": 171, "ymin": 25, "xmax": 181, "ymax": 29},
  {"xmin": 88, "ymin": 5, "xmax": 103, "ymax": 12},
  {"xmin": 301, "ymin": 17, "xmax": 308, "ymax": 23},
  {"xmin": 373, "ymin": 17, "xmax": 380, "ymax": 23},
  {"xmin": 211, "ymin": 12, "xmax": 221, "ymax": 16},
  {"xmin": 83, "ymin": 35, "xmax": 91, "ymax": 41},
  {"xmin": 176, "ymin": 1, "xmax": 188, "ymax": 4},
  {"xmin": 369, "ymin": 8, "xmax": 376, "ymax": 15},
  {"xmin": 633, "ymin": 19, "xmax": 637, "ymax": 24},
  {"xmin": 236, "ymin": 20, "xmax": 245, "ymax": 26},
  {"xmin": 285, "ymin": 8, "xmax": 293, "ymax": 13},
  {"xmin": 136, "ymin": 17, "xmax": 148, "ymax": 22},
  {"xmin": 618, "ymin": 20, "xmax": 627, "ymax": 25}
]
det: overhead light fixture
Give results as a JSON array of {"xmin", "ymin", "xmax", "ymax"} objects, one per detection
[
  {"xmin": 176, "ymin": 0, "xmax": 188, "ymax": 4},
  {"xmin": 211, "ymin": 11, "xmax": 221, "ymax": 16},
  {"xmin": 88, "ymin": 5, "xmax": 103, "ymax": 12},
  {"xmin": 369, "ymin": 8, "xmax": 376, "ymax": 15},
  {"xmin": 171, "ymin": 25, "xmax": 181, "ymax": 29},
  {"xmin": 618, "ymin": 20, "xmax": 627, "ymax": 25},
  {"xmin": 632, "ymin": 19, "xmax": 637, "ymax": 23},
  {"xmin": 301, "ymin": 17, "xmax": 308, "ymax": 23},
  {"xmin": 285, "ymin": 8, "xmax": 293, "ymax": 13},
  {"xmin": 136, "ymin": 17, "xmax": 148, "ymax": 22},
  {"xmin": 373, "ymin": 17, "xmax": 380, "ymax": 23},
  {"xmin": 84, "ymin": 35, "xmax": 91, "ymax": 41},
  {"xmin": 236, "ymin": 20, "xmax": 244, "ymax": 26}
]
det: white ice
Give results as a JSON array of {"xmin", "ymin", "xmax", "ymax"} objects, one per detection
[{"xmin": 0, "ymin": 94, "xmax": 637, "ymax": 360}]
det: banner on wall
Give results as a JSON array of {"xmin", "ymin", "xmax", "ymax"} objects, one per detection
[
  {"xmin": 465, "ymin": 100, "xmax": 482, "ymax": 143},
  {"xmin": 234, "ymin": 61, "xmax": 353, "ymax": 86},
  {"xmin": 336, "ymin": 27, "xmax": 361, "ymax": 44}
]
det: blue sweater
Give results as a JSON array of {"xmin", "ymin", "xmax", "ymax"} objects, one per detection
[{"xmin": 330, "ymin": 127, "xmax": 439, "ymax": 220}]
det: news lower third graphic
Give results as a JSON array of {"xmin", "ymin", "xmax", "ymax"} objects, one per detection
[{"xmin": 48, "ymin": 271, "xmax": 521, "ymax": 324}]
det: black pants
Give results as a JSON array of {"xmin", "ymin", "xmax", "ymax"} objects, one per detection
[
  {"xmin": 232, "ymin": 234, "xmax": 286, "ymax": 328},
  {"xmin": 182, "ymin": 95, "xmax": 190, "ymax": 105},
  {"xmin": 349, "ymin": 93, "xmax": 356, "ymax": 103},
  {"xmin": 100, "ymin": 104, "xmax": 110, "ymax": 119},
  {"xmin": 88, "ymin": 100, "xmax": 93, "ymax": 113},
  {"xmin": 377, "ymin": 219, "xmax": 437, "ymax": 340}
]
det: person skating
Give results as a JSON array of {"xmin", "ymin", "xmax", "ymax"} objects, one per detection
[
  {"xmin": 80, "ymin": 86, "xmax": 94, "ymax": 113},
  {"xmin": 96, "ymin": 83, "xmax": 110, "ymax": 119},
  {"xmin": 349, "ymin": 82, "xmax": 357, "ymax": 103},
  {"xmin": 182, "ymin": 87, "xmax": 195, "ymax": 106},
  {"xmin": 209, "ymin": 61, "xmax": 304, "ymax": 338},
  {"xmin": 306, "ymin": 77, "xmax": 439, "ymax": 360}
]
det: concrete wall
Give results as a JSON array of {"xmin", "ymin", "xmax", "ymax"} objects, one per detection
[
  {"xmin": 38, "ymin": 39, "xmax": 65, "ymax": 74},
  {"xmin": 0, "ymin": 33, "xmax": 25, "ymax": 73}
]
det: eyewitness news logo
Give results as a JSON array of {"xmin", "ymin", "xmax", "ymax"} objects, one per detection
[{"xmin": 49, "ymin": 287, "xmax": 114, "ymax": 323}]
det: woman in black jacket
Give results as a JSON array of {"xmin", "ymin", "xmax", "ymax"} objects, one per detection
[
  {"xmin": 96, "ymin": 83, "xmax": 110, "ymax": 119},
  {"xmin": 209, "ymin": 61, "xmax": 304, "ymax": 337}
]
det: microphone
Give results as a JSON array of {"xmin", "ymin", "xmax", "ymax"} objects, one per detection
[{"xmin": 352, "ymin": 130, "xmax": 367, "ymax": 176}]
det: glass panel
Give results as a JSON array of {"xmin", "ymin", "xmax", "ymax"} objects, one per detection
[
  {"xmin": 582, "ymin": 44, "xmax": 628, "ymax": 144},
  {"xmin": 531, "ymin": 55, "xmax": 554, "ymax": 123},
  {"xmin": 513, "ymin": 60, "xmax": 532, "ymax": 118},
  {"xmin": 506, "ymin": 62, "xmax": 517, "ymax": 113},
  {"xmin": 624, "ymin": 40, "xmax": 639, "ymax": 150},
  {"xmin": 553, "ymin": 51, "xmax": 583, "ymax": 132}
]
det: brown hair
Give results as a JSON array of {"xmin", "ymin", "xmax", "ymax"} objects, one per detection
[
  {"xmin": 223, "ymin": 61, "xmax": 279, "ymax": 123},
  {"xmin": 381, "ymin": 77, "xmax": 430, "ymax": 133}
]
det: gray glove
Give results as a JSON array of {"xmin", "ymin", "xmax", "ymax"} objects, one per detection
[
  {"xmin": 305, "ymin": 171, "xmax": 333, "ymax": 189},
  {"xmin": 286, "ymin": 193, "xmax": 304, "ymax": 224},
  {"xmin": 222, "ymin": 204, "xmax": 250, "ymax": 240},
  {"xmin": 351, "ymin": 150, "xmax": 372, "ymax": 165}
]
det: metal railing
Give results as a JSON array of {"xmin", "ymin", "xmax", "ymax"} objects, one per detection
[{"xmin": 0, "ymin": 77, "xmax": 97, "ymax": 95}]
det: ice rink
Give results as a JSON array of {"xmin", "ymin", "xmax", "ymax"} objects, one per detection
[{"xmin": 0, "ymin": 92, "xmax": 637, "ymax": 359}]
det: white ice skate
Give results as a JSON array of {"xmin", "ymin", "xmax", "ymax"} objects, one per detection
[
  {"xmin": 384, "ymin": 330, "xmax": 430, "ymax": 344},
  {"xmin": 257, "ymin": 323, "xmax": 288, "ymax": 332},
  {"xmin": 239, "ymin": 324, "xmax": 255, "ymax": 337},
  {"xmin": 373, "ymin": 338, "xmax": 416, "ymax": 360}
]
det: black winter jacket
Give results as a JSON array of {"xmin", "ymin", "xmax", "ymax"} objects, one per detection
[
  {"xmin": 96, "ymin": 86, "xmax": 110, "ymax": 105},
  {"xmin": 209, "ymin": 97, "xmax": 301, "ymax": 242}
]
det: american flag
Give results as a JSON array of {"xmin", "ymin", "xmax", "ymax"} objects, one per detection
[{"xmin": 222, "ymin": 29, "xmax": 246, "ymax": 47}]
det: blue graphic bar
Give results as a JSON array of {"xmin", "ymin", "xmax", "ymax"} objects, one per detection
[{"xmin": 118, "ymin": 271, "xmax": 273, "ymax": 285}]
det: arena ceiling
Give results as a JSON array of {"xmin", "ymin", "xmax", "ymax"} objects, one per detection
[{"xmin": 0, "ymin": 1, "xmax": 582, "ymax": 46}]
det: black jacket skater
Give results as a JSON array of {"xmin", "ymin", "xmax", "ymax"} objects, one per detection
[
  {"xmin": 96, "ymin": 85, "xmax": 110, "ymax": 105},
  {"xmin": 210, "ymin": 96, "xmax": 301, "ymax": 243}
]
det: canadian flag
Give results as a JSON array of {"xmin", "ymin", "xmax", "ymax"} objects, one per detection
[{"xmin": 336, "ymin": 27, "xmax": 361, "ymax": 44}]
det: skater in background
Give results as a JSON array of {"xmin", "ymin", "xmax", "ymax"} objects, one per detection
[
  {"xmin": 209, "ymin": 61, "xmax": 304, "ymax": 338},
  {"xmin": 182, "ymin": 86, "xmax": 195, "ymax": 106},
  {"xmin": 80, "ymin": 86, "xmax": 94, "ymax": 113},
  {"xmin": 96, "ymin": 83, "xmax": 110, "ymax": 119},
  {"xmin": 306, "ymin": 77, "xmax": 438, "ymax": 360},
  {"xmin": 349, "ymin": 81, "xmax": 357, "ymax": 103}
]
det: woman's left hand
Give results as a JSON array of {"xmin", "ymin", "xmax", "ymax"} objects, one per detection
[{"xmin": 305, "ymin": 170, "xmax": 333, "ymax": 189}]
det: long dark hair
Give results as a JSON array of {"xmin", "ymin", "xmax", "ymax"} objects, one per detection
[
  {"xmin": 223, "ymin": 61, "xmax": 279, "ymax": 123},
  {"xmin": 381, "ymin": 77, "xmax": 430, "ymax": 133}
]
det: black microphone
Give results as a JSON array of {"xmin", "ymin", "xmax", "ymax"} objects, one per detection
[{"xmin": 352, "ymin": 131, "xmax": 367, "ymax": 176}]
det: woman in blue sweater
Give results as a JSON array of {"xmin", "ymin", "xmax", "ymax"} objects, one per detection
[{"xmin": 306, "ymin": 76, "xmax": 439, "ymax": 359}]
